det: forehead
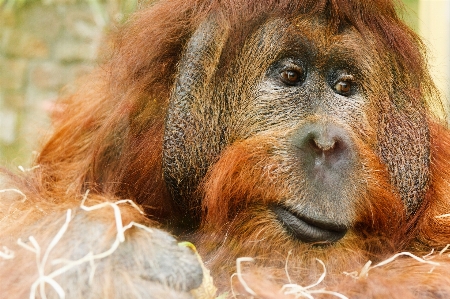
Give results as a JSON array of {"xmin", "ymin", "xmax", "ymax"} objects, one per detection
[
  {"xmin": 290, "ymin": 17, "xmax": 364, "ymax": 48},
  {"xmin": 242, "ymin": 17, "xmax": 379, "ymax": 73},
  {"xmin": 259, "ymin": 16, "xmax": 373, "ymax": 67},
  {"xmin": 234, "ymin": 15, "xmax": 378, "ymax": 83}
]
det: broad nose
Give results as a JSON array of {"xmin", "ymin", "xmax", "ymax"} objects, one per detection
[{"xmin": 292, "ymin": 123, "xmax": 354, "ymax": 172}]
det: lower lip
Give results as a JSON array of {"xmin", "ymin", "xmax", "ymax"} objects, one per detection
[{"xmin": 271, "ymin": 206, "xmax": 347, "ymax": 243}]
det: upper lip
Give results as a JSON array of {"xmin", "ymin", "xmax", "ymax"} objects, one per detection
[{"xmin": 271, "ymin": 205, "xmax": 347, "ymax": 243}]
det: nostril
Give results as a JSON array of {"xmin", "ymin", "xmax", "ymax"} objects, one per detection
[
  {"xmin": 292, "ymin": 123, "xmax": 353, "ymax": 165},
  {"xmin": 291, "ymin": 122, "xmax": 356, "ymax": 186},
  {"xmin": 312, "ymin": 136, "xmax": 337, "ymax": 152},
  {"xmin": 305, "ymin": 132, "xmax": 339, "ymax": 156}
]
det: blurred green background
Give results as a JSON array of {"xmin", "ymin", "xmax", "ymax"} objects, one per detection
[
  {"xmin": 0, "ymin": 0, "xmax": 449, "ymax": 169},
  {"xmin": 0, "ymin": 0, "xmax": 141, "ymax": 168}
]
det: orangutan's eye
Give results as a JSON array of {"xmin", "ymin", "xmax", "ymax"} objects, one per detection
[
  {"xmin": 280, "ymin": 67, "xmax": 304, "ymax": 86},
  {"xmin": 334, "ymin": 81, "xmax": 351, "ymax": 94},
  {"xmin": 333, "ymin": 74, "xmax": 355, "ymax": 96}
]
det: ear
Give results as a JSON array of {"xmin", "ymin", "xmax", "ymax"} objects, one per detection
[{"xmin": 162, "ymin": 15, "xmax": 230, "ymax": 210}]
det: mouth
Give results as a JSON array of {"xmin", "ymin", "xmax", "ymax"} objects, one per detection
[{"xmin": 271, "ymin": 205, "xmax": 347, "ymax": 243}]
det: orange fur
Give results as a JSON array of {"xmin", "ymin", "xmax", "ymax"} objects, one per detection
[{"xmin": 1, "ymin": 0, "xmax": 450, "ymax": 298}]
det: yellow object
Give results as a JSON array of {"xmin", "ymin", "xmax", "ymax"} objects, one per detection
[{"xmin": 178, "ymin": 242, "xmax": 220, "ymax": 299}]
